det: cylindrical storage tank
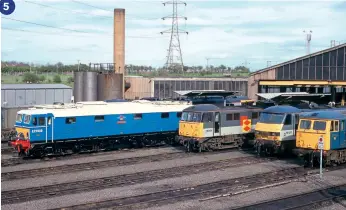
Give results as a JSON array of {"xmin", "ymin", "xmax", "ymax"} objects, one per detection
[
  {"xmin": 97, "ymin": 73, "xmax": 105, "ymax": 101},
  {"xmin": 73, "ymin": 71, "xmax": 84, "ymax": 102},
  {"xmin": 97, "ymin": 72, "xmax": 124, "ymax": 101},
  {"xmin": 83, "ymin": 71, "xmax": 98, "ymax": 101}
]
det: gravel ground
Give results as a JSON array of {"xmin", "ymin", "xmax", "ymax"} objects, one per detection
[
  {"xmin": 1, "ymin": 154, "xmax": 17, "ymax": 160},
  {"xmin": 1, "ymin": 159, "xmax": 299, "ymax": 210},
  {"xmin": 140, "ymin": 168, "xmax": 346, "ymax": 210},
  {"xmin": 2, "ymin": 150, "xmax": 253, "ymax": 191},
  {"xmin": 1, "ymin": 147, "xmax": 182, "ymax": 173}
]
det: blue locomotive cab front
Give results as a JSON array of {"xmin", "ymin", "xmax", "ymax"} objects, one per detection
[{"xmin": 11, "ymin": 109, "xmax": 53, "ymax": 156}]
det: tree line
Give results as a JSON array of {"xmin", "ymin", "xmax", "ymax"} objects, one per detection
[{"xmin": 1, "ymin": 61, "xmax": 250, "ymax": 75}]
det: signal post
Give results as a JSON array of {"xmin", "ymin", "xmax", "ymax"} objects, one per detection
[{"xmin": 318, "ymin": 136, "xmax": 324, "ymax": 179}]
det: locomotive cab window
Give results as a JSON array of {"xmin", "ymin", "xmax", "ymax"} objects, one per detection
[
  {"xmin": 335, "ymin": 121, "xmax": 339, "ymax": 132},
  {"xmin": 202, "ymin": 112, "xmax": 212, "ymax": 122},
  {"xmin": 177, "ymin": 112, "xmax": 182, "ymax": 118},
  {"xmin": 95, "ymin": 116, "xmax": 105, "ymax": 122},
  {"xmin": 187, "ymin": 112, "xmax": 193, "ymax": 121},
  {"xmin": 330, "ymin": 121, "xmax": 339, "ymax": 132},
  {"xmin": 48, "ymin": 117, "xmax": 52, "ymax": 125},
  {"xmin": 233, "ymin": 113, "xmax": 240, "ymax": 121},
  {"xmin": 16, "ymin": 114, "xmax": 23, "ymax": 123},
  {"xmin": 32, "ymin": 117, "xmax": 37, "ymax": 126},
  {"xmin": 284, "ymin": 114, "xmax": 292, "ymax": 125},
  {"xmin": 251, "ymin": 112, "xmax": 258, "ymax": 119},
  {"xmin": 192, "ymin": 112, "xmax": 202, "ymax": 122},
  {"xmin": 341, "ymin": 121, "xmax": 345, "ymax": 131},
  {"xmin": 66, "ymin": 117, "xmax": 76, "ymax": 124},
  {"xmin": 313, "ymin": 121, "xmax": 326, "ymax": 131},
  {"xmin": 24, "ymin": 115, "xmax": 31, "ymax": 124},
  {"xmin": 134, "ymin": 114, "xmax": 142, "ymax": 120},
  {"xmin": 38, "ymin": 117, "xmax": 45, "ymax": 126},
  {"xmin": 161, "ymin": 113, "xmax": 169, "ymax": 119},
  {"xmin": 299, "ymin": 120, "xmax": 311, "ymax": 129},
  {"xmin": 181, "ymin": 112, "xmax": 188, "ymax": 121}
]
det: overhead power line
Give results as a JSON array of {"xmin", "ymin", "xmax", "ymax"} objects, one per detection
[
  {"xmin": 2, "ymin": 27, "xmax": 89, "ymax": 37},
  {"xmin": 70, "ymin": 0, "xmax": 158, "ymax": 20},
  {"xmin": 70, "ymin": 0, "xmax": 109, "ymax": 11},
  {"xmin": 2, "ymin": 17, "xmax": 168, "ymax": 39},
  {"xmin": 2, "ymin": 16, "xmax": 88, "ymax": 33},
  {"xmin": 24, "ymin": 0, "xmax": 113, "ymax": 19}
]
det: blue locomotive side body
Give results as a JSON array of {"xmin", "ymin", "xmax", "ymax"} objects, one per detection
[
  {"xmin": 11, "ymin": 101, "xmax": 191, "ymax": 157},
  {"xmin": 22, "ymin": 112, "xmax": 182, "ymax": 143}
]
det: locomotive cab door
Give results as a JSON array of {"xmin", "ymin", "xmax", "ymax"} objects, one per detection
[
  {"xmin": 45, "ymin": 114, "xmax": 54, "ymax": 143},
  {"xmin": 330, "ymin": 120, "xmax": 340, "ymax": 149},
  {"xmin": 341, "ymin": 120, "xmax": 346, "ymax": 147},
  {"xmin": 294, "ymin": 114, "xmax": 299, "ymax": 135},
  {"xmin": 214, "ymin": 112, "xmax": 220, "ymax": 136},
  {"xmin": 282, "ymin": 114, "xmax": 294, "ymax": 139}
]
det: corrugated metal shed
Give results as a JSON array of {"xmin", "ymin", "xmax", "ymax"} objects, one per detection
[
  {"xmin": 1, "ymin": 84, "xmax": 71, "ymax": 89},
  {"xmin": 1, "ymin": 84, "xmax": 72, "ymax": 107},
  {"xmin": 247, "ymin": 43, "xmax": 346, "ymax": 100}
]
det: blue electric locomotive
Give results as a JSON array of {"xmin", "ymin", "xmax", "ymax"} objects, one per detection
[{"xmin": 10, "ymin": 100, "xmax": 192, "ymax": 157}]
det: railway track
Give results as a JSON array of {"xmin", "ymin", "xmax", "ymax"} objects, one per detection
[
  {"xmin": 1, "ymin": 148, "xmax": 247, "ymax": 181},
  {"xmin": 1, "ymin": 156, "xmax": 274, "ymax": 205},
  {"xmin": 232, "ymin": 183, "xmax": 346, "ymax": 210},
  {"xmin": 48, "ymin": 166, "xmax": 309, "ymax": 210},
  {"xmin": 1, "ymin": 151, "xmax": 184, "ymax": 181},
  {"xmin": 1, "ymin": 145, "xmax": 178, "ymax": 167}
]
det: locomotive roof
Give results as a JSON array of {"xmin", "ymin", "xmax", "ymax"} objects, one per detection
[
  {"xmin": 17, "ymin": 101, "xmax": 192, "ymax": 117},
  {"xmin": 300, "ymin": 111, "xmax": 346, "ymax": 120},
  {"xmin": 183, "ymin": 104, "xmax": 262, "ymax": 112},
  {"xmin": 262, "ymin": 105, "xmax": 301, "ymax": 114},
  {"xmin": 183, "ymin": 104, "xmax": 220, "ymax": 112}
]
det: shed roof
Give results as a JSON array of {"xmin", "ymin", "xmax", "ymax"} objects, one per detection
[
  {"xmin": 175, "ymin": 90, "xmax": 239, "ymax": 97},
  {"xmin": 251, "ymin": 43, "xmax": 346, "ymax": 76},
  {"xmin": 256, "ymin": 92, "xmax": 330, "ymax": 101},
  {"xmin": 1, "ymin": 84, "xmax": 71, "ymax": 90}
]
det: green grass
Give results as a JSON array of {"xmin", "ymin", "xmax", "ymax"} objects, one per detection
[
  {"xmin": 1, "ymin": 73, "xmax": 73, "ymax": 86},
  {"xmin": 1, "ymin": 71, "xmax": 249, "ymax": 86}
]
